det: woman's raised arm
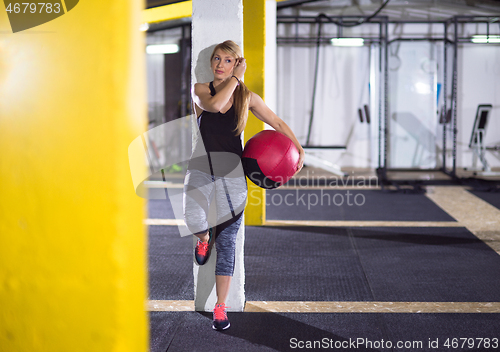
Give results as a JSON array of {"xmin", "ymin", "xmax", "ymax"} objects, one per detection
[
  {"xmin": 192, "ymin": 79, "xmax": 238, "ymax": 113},
  {"xmin": 193, "ymin": 58, "xmax": 247, "ymax": 113}
]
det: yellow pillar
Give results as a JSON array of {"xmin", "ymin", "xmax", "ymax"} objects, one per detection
[
  {"xmin": 243, "ymin": 0, "xmax": 266, "ymax": 225},
  {"xmin": 142, "ymin": 1, "xmax": 192, "ymax": 24},
  {"xmin": 0, "ymin": 1, "xmax": 148, "ymax": 351}
]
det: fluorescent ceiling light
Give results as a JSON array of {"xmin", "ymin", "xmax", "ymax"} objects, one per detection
[
  {"xmin": 331, "ymin": 38, "xmax": 364, "ymax": 47},
  {"xmin": 146, "ymin": 44, "xmax": 179, "ymax": 54},
  {"xmin": 471, "ymin": 35, "xmax": 500, "ymax": 44}
]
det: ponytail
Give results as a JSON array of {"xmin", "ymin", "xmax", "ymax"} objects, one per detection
[{"xmin": 233, "ymin": 80, "xmax": 251, "ymax": 135}]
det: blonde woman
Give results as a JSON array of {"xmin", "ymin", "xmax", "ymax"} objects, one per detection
[{"xmin": 183, "ymin": 40, "xmax": 304, "ymax": 331}]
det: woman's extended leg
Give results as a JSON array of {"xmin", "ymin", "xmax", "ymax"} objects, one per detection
[
  {"xmin": 211, "ymin": 175, "xmax": 246, "ymax": 331},
  {"xmin": 215, "ymin": 275, "xmax": 232, "ymax": 305},
  {"xmin": 212, "ymin": 260, "xmax": 235, "ymax": 331}
]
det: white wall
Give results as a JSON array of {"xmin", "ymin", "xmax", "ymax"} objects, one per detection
[
  {"xmin": 388, "ymin": 41, "xmax": 439, "ymax": 169},
  {"xmin": 458, "ymin": 44, "xmax": 500, "ymax": 169},
  {"xmin": 277, "ymin": 44, "xmax": 371, "ymax": 167}
]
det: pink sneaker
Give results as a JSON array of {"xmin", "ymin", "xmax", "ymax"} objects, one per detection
[
  {"xmin": 194, "ymin": 228, "xmax": 213, "ymax": 265},
  {"xmin": 212, "ymin": 303, "xmax": 230, "ymax": 331}
]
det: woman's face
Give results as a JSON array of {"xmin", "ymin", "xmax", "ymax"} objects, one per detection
[{"xmin": 211, "ymin": 49, "xmax": 237, "ymax": 80}]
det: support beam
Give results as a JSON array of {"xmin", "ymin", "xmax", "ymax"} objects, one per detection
[
  {"xmin": 0, "ymin": 1, "xmax": 147, "ymax": 350},
  {"xmin": 191, "ymin": 0, "xmax": 245, "ymax": 312},
  {"xmin": 243, "ymin": 0, "xmax": 267, "ymax": 225},
  {"xmin": 142, "ymin": 1, "xmax": 192, "ymax": 24}
]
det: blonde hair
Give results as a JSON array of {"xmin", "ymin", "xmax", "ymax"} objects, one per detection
[{"xmin": 211, "ymin": 40, "xmax": 250, "ymax": 136}]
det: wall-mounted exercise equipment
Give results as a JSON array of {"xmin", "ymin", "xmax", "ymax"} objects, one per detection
[{"xmin": 465, "ymin": 104, "xmax": 500, "ymax": 176}]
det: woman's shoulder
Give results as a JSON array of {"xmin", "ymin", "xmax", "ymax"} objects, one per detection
[{"xmin": 248, "ymin": 90, "xmax": 262, "ymax": 108}]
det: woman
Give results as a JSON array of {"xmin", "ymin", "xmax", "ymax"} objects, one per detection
[{"xmin": 183, "ymin": 40, "xmax": 304, "ymax": 331}]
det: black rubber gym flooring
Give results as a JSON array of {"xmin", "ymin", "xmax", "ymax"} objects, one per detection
[
  {"xmin": 150, "ymin": 311, "xmax": 500, "ymax": 352},
  {"xmin": 149, "ymin": 225, "xmax": 192, "ymax": 300},
  {"xmin": 469, "ymin": 190, "xmax": 500, "ymax": 210},
  {"xmin": 265, "ymin": 189, "xmax": 456, "ymax": 221},
  {"xmin": 149, "ymin": 198, "xmax": 176, "ymax": 220},
  {"xmin": 149, "ymin": 189, "xmax": 457, "ymax": 222},
  {"xmin": 149, "ymin": 225, "xmax": 500, "ymax": 302},
  {"xmin": 148, "ymin": 222, "xmax": 500, "ymax": 351},
  {"xmin": 246, "ymin": 226, "xmax": 500, "ymax": 302}
]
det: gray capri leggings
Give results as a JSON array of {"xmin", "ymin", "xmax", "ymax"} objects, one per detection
[{"xmin": 183, "ymin": 169, "xmax": 247, "ymax": 276}]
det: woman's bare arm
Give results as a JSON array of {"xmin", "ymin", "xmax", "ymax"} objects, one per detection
[
  {"xmin": 248, "ymin": 92, "xmax": 305, "ymax": 173},
  {"xmin": 192, "ymin": 58, "xmax": 246, "ymax": 113}
]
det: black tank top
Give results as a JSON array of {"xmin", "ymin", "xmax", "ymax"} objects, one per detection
[
  {"xmin": 188, "ymin": 82, "xmax": 243, "ymax": 175},
  {"xmin": 198, "ymin": 82, "xmax": 243, "ymax": 156}
]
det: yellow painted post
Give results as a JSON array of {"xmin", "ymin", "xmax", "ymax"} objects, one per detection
[
  {"xmin": 0, "ymin": 1, "xmax": 148, "ymax": 351},
  {"xmin": 243, "ymin": 0, "xmax": 266, "ymax": 225},
  {"xmin": 142, "ymin": 1, "xmax": 192, "ymax": 24}
]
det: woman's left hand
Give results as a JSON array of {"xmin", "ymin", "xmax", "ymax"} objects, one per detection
[{"xmin": 294, "ymin": 150, "xmax": 305, "ymax": 176}]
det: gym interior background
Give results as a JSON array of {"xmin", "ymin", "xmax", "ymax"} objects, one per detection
[
  {"xmin": 146, "ymin": 1, "xmax": 500, "ymax": 351},
  {"xmin": 1, "ymin": 0, "xmax": 500, "ymax": 351},
  {"xmin": 146, "ymin": 0, "xmax": 500, "ymax": 179}
]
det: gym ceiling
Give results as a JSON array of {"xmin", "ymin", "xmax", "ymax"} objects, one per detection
[{"xmin": 145, "ymin": 0, "xmax": 500, "ymax": 19}]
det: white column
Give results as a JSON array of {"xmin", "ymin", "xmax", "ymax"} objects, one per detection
[{"xmin": 191, "ymin": 0, "xmax": 245, "ymax": 312}]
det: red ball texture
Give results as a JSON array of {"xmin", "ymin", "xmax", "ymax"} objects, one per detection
[{"xmin": 242, "ymin": 130, "xmax": 300, "ymax": 189}]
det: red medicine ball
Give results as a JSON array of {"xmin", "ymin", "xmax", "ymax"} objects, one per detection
[{"xmin": 242, "ymin": 130, "xmax": 300, "ymax": 189}]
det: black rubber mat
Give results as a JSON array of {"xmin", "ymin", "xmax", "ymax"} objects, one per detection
[
  {"xmin": 384, "ymin": 313, "xmax": 500, "ymax": 352},
  {"xmin": 148, "ymin": 225, "xmax": 500, "ymax": 302},
  {"xmin": 150, "ymin": 311, "xmax": 384, "ymax": 352},
  {"xmin": 350, "ymin": 227, "xmax": 500, "ymax": 302},
  {"xmin": 245, "ymin": 226, "xmax": 373, "ymax": 301},
  {"xmin": 265, "ymin": 189, "xmax": 456, "ymax": 221},
  {"xmin": 148, "ymin": 189, "xmax": 457, "ymax": 222},
  {"xmin": 148, "ymin": 224, "xmax": 500, "ymax": 351},
  {"xmin": 149, "ymin": 312, "xmax": 183, "ymax": 352},
  {"xmin": 244, "ymin": 226, "xmax": 500, "ymax": 302},
  {"xmin": 150, "ymin": 311, "xmax": 500, "ymax": 352},
  {"xmin": 148, "ymin": 199, "xmax": 176, "ymax": 219},
  {"xmin": 148, "ymin": 225, "xmax": 193, "ymax": 300},
  {"xmin": 469, "ymin": 190, "xmax": 500, "ymax": 210}
]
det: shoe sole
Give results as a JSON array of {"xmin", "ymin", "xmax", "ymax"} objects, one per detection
[{"xmin": 212, "ymin": 322, "xmax": 230, "ymax": 331}]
